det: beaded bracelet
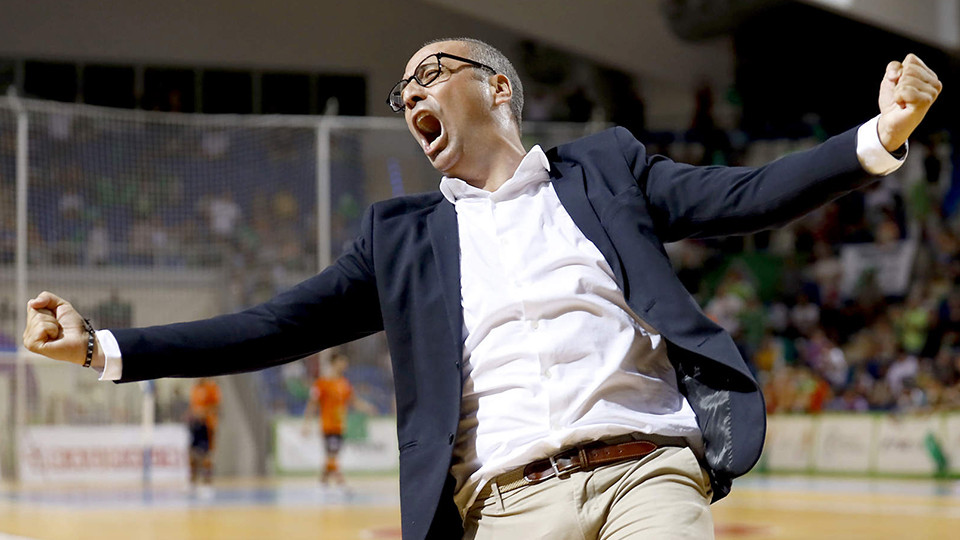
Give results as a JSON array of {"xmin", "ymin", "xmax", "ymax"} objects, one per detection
[{"xmin": 82, "ymin": 318, "xmax": 95, "ymax": 368}]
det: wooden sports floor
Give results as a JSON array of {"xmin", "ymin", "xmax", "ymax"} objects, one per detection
[{"xmin": 1, "ymin": 474, "xmax": 959, "ymax": 539}]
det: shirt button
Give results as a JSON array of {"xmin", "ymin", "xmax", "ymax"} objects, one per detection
[
  {"xmin": 542, "ymin": 369, "xmax": 551, "ymax": 379},
  {"xmin": 530, "ymin": 320, "xmax": 540, "ymax": 330}
]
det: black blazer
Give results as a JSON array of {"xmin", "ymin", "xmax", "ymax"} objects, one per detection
[{"xmin": 112, "ymin": 126, "xmax": 874, "ymax": 540}]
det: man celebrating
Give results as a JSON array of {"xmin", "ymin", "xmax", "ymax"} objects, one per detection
[{"xmin": 25, "ymin": 38, "xmax": 940, "ymax": 539}]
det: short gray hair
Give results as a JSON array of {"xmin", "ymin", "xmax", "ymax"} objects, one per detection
[{"xmin": 423, "ymin": 37, "xmax": 524, "ymax": 132}]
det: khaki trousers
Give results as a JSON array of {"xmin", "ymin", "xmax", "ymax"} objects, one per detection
[{"xmin": 463, "ymin": 446, "xmax": 714, "ymax": 540}]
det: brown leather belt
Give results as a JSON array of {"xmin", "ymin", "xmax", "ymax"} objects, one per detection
[{"xmin": 489, "ymin": 439, "xmax": 660, "ymax": 495}]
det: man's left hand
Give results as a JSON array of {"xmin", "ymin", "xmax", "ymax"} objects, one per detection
[{"xmin": 877, "ymin": 53, "xmax": 942, "ymax": 153}]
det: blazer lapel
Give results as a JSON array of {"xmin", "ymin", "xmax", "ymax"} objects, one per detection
[
  {"xmin": 427, "ymin": 200, "xmax": 465, "ymax": 356},
  {"xmin": 550, "ymin": 161, "xmax": 629, "ymax": 297}
]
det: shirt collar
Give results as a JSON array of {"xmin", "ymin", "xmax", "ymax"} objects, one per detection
[{"xmin": 439, "ymin": 145, "xmax": 551, "ymax": 203}]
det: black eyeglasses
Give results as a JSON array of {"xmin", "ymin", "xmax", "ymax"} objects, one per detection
[{"xmin": 386, "ymin": 52, "xmax": 497, "ymax": 112}]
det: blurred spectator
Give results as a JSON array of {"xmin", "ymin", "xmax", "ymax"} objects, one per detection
[
  {"xmin": 790, "ymin": 292, "xmax": 821, "ymax": 338},
  {"xmin": 602, "ymin": 69, "xmax": 646, "ymax": 140},
  {"xmin": 166, "ymin": 386, "xmax": 189, "ymax": 423},
  {"xmin": 828, "ymin": 387, "xmax": 870, "ymax": 412},
  {"xmin": 86, "ymin": 218, "xmax": 110, "ymax": 266},
  {"xmin": 706, "ymin": 284, "xmax": 745, "ymax": 335},
  {"xmin": 800, "ymin": 329, "xmax": 847, "ymax": 388},
  {"xmin": 895, "ymin": 286, "xmax": 933, "ymax": 355},
  {"xmin": 930, "ymin": 289, "xmax": 960, "ymax": 353},
  {"xmin": 797, "ymin": 367, "xmax": 832, "ymax": 413},
  {"xmin": 705, "ymin": 265, "xmax": 757, "ymax": 335},
  {"xmin": 895, "ymin": 378, "xmax": 927, "ymax": 411},
  {"xmin": 205, "ymin": 191, "xmax": 241, "ymax": 241},
  {"xmin": 687, "ymin": 83, "xmax": 731, "ymax": 166},
  {"xmin": 523, "ymin": 86, "xmax": 558, "ymax": 122},
  {"xmin": 808, "ymin": 241, "xmax": 843, "ymax": 309},
  {"xmin": 753, "ymin": 333, "xmax": 785, "ymax": 373},
  {"xmin": 201, "ymin": 130, "xmax": 230, "ymax": 158},
  {"xmin": 94, "ymin": 289, "xmax": 133, "ymax": 329},
  {"xmin": 129, "ymin": 214, "xmax": 168, "ymax": 265},
  {"xmin": 767, "ymin": 299, "xmax": 790, "ymax": 336},
  {"xmin": 563, "ymin": 86, "xmax": 593, "ymax": 123},
  {"xmin": 874, "ymin": 210, "xmax": 903, "ymax": 245},
  {"xmin": 851, "ymin": 268, "xmax": 885, "ymax": 324},
  {"xmin": 272, "ymin": 190, "xmax": 298, "ymax": 223},
  {"xmin": 886, "ymin": 353, "xmax": 919, "ymax": 396},
  {"xmin": 166, "ymin": 89, "xmax": 184, "ymax": 113}
]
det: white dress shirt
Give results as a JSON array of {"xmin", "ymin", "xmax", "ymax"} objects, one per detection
[{"xmin": 95, "ymin": 116, "xmax": 905, "ymax": 515}]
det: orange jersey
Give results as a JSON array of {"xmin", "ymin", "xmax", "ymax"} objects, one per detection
[
  {"xmin": 312, "ymin": 376, "xmax": 352, "ymax": 435},
  {"xmin": 190, "ymin": 380, "xmax": 221, "ymax": 429}
]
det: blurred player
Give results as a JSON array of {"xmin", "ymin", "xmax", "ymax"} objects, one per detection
[
  {"xmin": 303, "ymin": 353, "xmax": 374, "ymax": 486},
  {"xmin": 188, "ymin": 377, "xmax": 221, "ymax": 493}
]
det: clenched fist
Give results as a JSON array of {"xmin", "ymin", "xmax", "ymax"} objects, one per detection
[
  {"xmin": 23, "ymin": 291, "xmax": 102, "ymax": 367},
  {"xmin": 877, "ymin": 53, "xmax": 943, "ymax": 153}
]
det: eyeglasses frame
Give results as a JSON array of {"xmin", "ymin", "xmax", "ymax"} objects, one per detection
[{"xmin": 386, "ymin": 52, "xmax": 497, "ymax": 112}]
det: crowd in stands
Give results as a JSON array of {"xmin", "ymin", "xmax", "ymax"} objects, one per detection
[
  {"xmin": 0, "ymin": 117, "xmax": 319, "ymax": 274},
  {"xmin": 669, "ymin": 133, "xmax": 960, "ymax": 415}
]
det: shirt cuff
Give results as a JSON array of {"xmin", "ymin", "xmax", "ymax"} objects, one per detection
[
  {"xmin": 856, "ymin": 115, "xmax": 907, "ymax": 176},
  {"xmin": 95, "ymin": 329, "xmax": 123, "ymax": 381}
]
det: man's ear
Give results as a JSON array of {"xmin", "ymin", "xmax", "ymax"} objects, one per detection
[{"xmin": 490, "ymin": 74, "xmax": 513, "ymax": 107}]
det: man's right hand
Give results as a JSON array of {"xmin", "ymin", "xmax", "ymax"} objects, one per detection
[{"xmin": 23, "ymin": 291, "xmax": 97, "ymax": 366}]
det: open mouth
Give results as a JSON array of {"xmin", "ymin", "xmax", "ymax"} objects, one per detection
[{"xmin": 414, "ymin": 112, "xmax": 444, "ymax": 155}]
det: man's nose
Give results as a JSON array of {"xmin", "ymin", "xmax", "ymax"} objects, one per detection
[{"xmin": 402, "ymin": 81, "xmax": 426, "ymax": 110}]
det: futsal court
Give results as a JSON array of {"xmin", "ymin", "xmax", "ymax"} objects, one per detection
[{"xmin": 2, "ymin": 473, "xmax": 959, "ymax": 539}]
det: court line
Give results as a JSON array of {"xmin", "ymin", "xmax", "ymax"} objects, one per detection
[{"xmin": 724, "ymin": 494, "xmax": 960, "ymax": 519}]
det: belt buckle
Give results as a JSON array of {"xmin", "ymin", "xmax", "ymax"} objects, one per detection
[{"xmin": 546, "ymin": 450, "xmax": 581, "ymax": 481}]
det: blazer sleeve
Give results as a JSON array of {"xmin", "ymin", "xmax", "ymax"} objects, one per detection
[
  {"xmin": 613, "ymin": 125, "xmax": 878, "ymax": 242},
  {"xmin": 111, "ymin": 207, "xmax": 384, "ymax": 382}
]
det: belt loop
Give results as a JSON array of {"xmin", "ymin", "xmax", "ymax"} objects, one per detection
[
  {"xmin": 491, "ymin": 479, "xmax": 505, "ymax": 511},
  {"xmin": 578, "ymin": 444, "xmax": 590, "ymax": 471}
]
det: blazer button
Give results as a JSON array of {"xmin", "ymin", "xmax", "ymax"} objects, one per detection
[
  {"xmin": 455, "ymin": 361, "xmax": 461, "ymax": 369},
  {"xmin": 448, "ymin": 433, "xmax": 455, "ymax": 445}
]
